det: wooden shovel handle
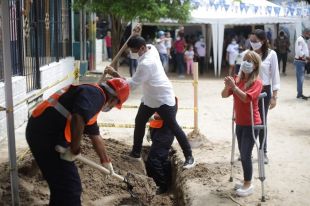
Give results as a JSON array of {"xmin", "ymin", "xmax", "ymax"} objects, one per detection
[{"xmin": 98, "ymin": 23, "xmax": 142, "ymax": 84}]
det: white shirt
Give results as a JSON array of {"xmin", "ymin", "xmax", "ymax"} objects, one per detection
[
  {"xmin": 195, "ymin": 40, "xmax": 206, "ymax": 57},
  {"xmin": 127, "ymin": 44, "xmax": 175, "ymax": 108},
  {"xmin": 185, "ymin": 50, "xmax": 194, "ymax": 60},
  {"xmin": 295, "ymin": 36, "xmax": 309, "ymax": 59},
  {"xmin": 227, "ymin": 43, "xmax": 239, "ymax": 65},
  {"xmin": 260, "ymin": 49, "xmax": 280, "ymax": 91},
  {"xmin": 165, "ymin": 38, "xmax": 172, "ymax": 49},
  {"xmin": 155, "ymin": 39, "xmax": 167, "ymax": 54}
]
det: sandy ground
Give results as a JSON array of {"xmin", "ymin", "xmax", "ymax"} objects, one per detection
[
  {"xmin": 96, "ymin": 62, "xmax": 310, "ymax": 206},
  {"xmin": 0, "ymin": 62, "xmax": 310, "ymax": 205}
]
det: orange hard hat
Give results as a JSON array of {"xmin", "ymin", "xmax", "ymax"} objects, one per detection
[{"xmin": 106, "ymin": 78, "xmax": 130, "ymax": 109}]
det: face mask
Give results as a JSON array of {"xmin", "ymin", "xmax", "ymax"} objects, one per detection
[
  {"xmin": 232, "ymin": 41, "xmax": 237, "ymax": 44},
  {"xmin": 240, "ymin": 61, "xmax": 254, "ymax": 74},
  {"xmin": 280, "ymin": 36, "xmax": 284, "ymax": 39},
  {"xmin": 200, "ymin": 38, "xmax": 204, "ymax": 42},
  {"xmin": 250, "ymin": 41, "xmax": 262, "ymax": 51},
  {"xmin": 305, "ymin": 36, "xmax": 310, "ymax": 40},
  {"xmin": 131, "ymin": 52, "xmax": 139, "ymax": 59}
]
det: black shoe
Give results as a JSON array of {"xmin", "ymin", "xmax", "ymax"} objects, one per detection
[
  {"xmin": 156, "ymin": 186, "xmax": 168, "ymax": 195},
  {"xmin": 297, "ymin": 95, "xmax": 308, "ymax": 100},
  {"xmin": 183, "ymin": 156, "xmax": 195, "ymax": 169},
  {"xmin": 128, "ymin": 151, "xmax": 141, "ymax": 161}
]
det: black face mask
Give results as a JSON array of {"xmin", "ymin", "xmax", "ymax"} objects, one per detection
[{"xmin": 305, "ymin": 36, "xmax": 310, "ymax": 40}]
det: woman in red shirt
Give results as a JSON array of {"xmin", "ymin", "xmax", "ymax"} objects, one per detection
[{"xmin": 221, "ymin": 51, "xmax": 263, "ymax": 197}]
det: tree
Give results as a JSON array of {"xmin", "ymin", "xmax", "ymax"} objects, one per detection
[{"xmin": 74, "ymin": 0, "xmax": 192, "ymax": 68}]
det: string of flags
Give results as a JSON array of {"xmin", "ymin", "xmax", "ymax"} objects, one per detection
[{"xmin": 191, "ymin": 0, "xmax": 310, "ymax": 17}]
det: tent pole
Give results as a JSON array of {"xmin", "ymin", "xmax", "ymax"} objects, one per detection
[{"xmin": 1, "ymin": 0, "xmax": 20, "ymax": 205}]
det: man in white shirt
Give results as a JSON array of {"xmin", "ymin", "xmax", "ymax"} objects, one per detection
[
  {"xmin": 194, "ymin": 37, "xmax": 206, "ymax": 75},
  {"xmin": 105, "ymin": 36, "xmax": 195, "ymax": 169},
  {"xmin": 294, "ymin": 28, "xmax": 310, "ymax": 100}
]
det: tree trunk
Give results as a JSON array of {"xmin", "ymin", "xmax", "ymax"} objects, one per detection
[{"xmin": 110, "ymin": 15, "xmax": 124, "ymax": 70}]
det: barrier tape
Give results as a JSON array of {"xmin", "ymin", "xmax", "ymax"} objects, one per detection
[
  {"xmin": 98, "ymin": 122, "xmax": 194, "ymax": 130},
  {"xmin": 122, "ymin": 104, "xmax": 193, "ymax": 110},
  {"xmin": 170, "ymin": 80, "xmax": 194, "ymax": 83},
  {"xmin": 10, "ymin": 67, "xmax": 79, "ymax": 109}
]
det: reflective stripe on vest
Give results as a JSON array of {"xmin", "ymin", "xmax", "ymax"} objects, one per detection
[{"xmin": 31, "ymin": 84, "xmax": 106, "ymax": 142}]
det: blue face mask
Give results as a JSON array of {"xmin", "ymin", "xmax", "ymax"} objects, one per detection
[{"xmin": 240, "ymin": 61, "xmax": 254, "ymax": 74}]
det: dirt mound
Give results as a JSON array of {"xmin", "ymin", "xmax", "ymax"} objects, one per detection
[{"xmin": 0, "ymin": 138, "xmax": 174, "ymax": 206}]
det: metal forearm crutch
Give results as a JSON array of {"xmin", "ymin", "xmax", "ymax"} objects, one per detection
[
  {"xmin": 229, "ymin": 104, "xmax": 236, "ymax": 182},
  {"xmin": 250, "ymin": 92, "xmax": 267, "ymax": 202}
]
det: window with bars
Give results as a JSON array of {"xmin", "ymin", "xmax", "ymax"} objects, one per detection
[{"xmin": 0, "ymin": 0, "xmax": 72, "ymax": 92}]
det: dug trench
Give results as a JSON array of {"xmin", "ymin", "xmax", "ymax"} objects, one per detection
[{"xmin": 0, "ymin": 136, "xmax": 232, "ymax": 206}]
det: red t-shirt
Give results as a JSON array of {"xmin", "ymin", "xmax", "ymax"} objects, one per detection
[
  {"xmin": 105, "ymin": 36, "xmax": 112, "ymax": 48},
  {"xmin": 230, "ymin": 78, "xmax": 263, "ymax": 126},
  {"xmin": 174, "ymin": 39, "xmax": 186, "ymax": 53}
]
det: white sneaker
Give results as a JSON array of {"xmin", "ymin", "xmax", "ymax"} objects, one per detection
[
  {"xmin": 234, "ymin": 182, "xmax": 243, "ymax": 190},
  {"xmin": 236, "ymin": 184, "xmax": 254, "ymax": 197}
]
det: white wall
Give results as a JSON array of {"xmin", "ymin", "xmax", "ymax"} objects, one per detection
[
  {"xmin": 0, "ymin": 76, "xmax": 28, "ymax": 142},
  {"xmin": 41, "ymin": 57, "xmax": 75, "ymax": 100},
  {"xmin": 0, "ymin": 57, "xmax": 75, "ymax": 142},
  {"xmin": 96, "ymin": 39, "xmax": 103, "ymax": 65}
]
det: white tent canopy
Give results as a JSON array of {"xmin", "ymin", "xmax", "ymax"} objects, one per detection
[{"xmin": 189, "ymin": 0, "xmax": 301, "ymax": 76}]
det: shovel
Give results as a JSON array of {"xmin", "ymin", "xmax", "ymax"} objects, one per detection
[{"xmin": 55, "ymin": 145, "xmax": 137, "ymax": 198}]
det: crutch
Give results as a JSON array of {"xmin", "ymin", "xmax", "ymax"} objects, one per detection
[
  {"xmin": 250, "ymin": 92, "xmax": 267, "ymax": 202},
  {"xmin": 229, "ymin": 104, "xmax": 236, "ymax": 182}
]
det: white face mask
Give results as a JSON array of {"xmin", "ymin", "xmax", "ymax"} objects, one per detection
[
  {"xmin": 250, "ymin": 41, "xmax": 262, "ymax": 51},
  {"xmin": 131, "ymin": 52, "xmax": 139, "ymax": 59},
  {"xmin": 232, "ymin": 40, "xmax": 237, "ymax": 44},
  {"xmin": 240, "ymin": 61, "xmax": 254, "ymax": 74},
  {"xmin": 176, "ymin": 37, "xmax": 181, "ymax": 41}
]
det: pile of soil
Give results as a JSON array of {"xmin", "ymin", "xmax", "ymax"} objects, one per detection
[{"xmin": 0, "ymin": 138, "xmax": 175, "ymax": 205}]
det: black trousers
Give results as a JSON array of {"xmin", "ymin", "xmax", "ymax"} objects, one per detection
[
  {"xmin": 236, "ymin": 125, "xmax": 257, "ymax": 181},
  {"xmin": 146, "ymin": 126, "xmax": 174, "ymax": 189},
  {"xmin": 277, "ymin": 52, "xmax": 288, "ymax": 74},
  {"xmin": 26, "ymin": 118, "xmax": 82, "ymax": 206},
  {"xmin": 132, "ymin": 102, "xmax": 192, "ymax": 157},
  {"xmin": 198, "ymin": 56, "xmax": 205, "ymax": 75},
  {"xmin": 258, "ymin": 85, "xmax": 271, "ymax": 153}
]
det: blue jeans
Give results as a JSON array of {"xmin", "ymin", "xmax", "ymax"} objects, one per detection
[
  {"xmin": 294, "ymin": 60, "xmax": 306, "ymax": 97},
  {"xmin": 159, "ymin": 53, "xmax": 168, "ymax": 70}
]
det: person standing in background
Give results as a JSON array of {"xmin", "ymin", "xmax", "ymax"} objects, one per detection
[
  {"xmin": 105, "ymin": 31, "xmax": 112, "ymax": 61},
  {"xmin": 274, "ymin": 31, "xmax": 290, "ymax": 76},
  {"xmin": 195, "ymin": 36, "xmax": 206, "ymax": 75},
  {"xmin": 294, "ymin": 28, "xmax": 310, "ymax": 100},
  {"xmin": 226, "ymin": 38, "xmax": 239, "ymax": 76},
  {"xmin": 249, "ymin": 29, "xmax": 280, "ymax": 164},
  {"xmin": 174, "ymin": 34, "xmax": 186, "ymax": 78},
  {"xmin": 184, "ymin": 45, "xmax": 195, "ymax": 75},
  {"xmin": 155, "ymin": 31, "xmax": 169, "ymax": 72}
]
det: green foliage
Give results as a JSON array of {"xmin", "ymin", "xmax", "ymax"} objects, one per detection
[{"xmin": 74, "ymin": 0, "xmax": 192, "ymax": 23}]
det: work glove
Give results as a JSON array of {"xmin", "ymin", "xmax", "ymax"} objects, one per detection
[
  {"xmin": 55, "ymin": 145, "xmax": 80, "ymax": 162},
  {"xmin": 102, "ymin": 162, "xmax": 115, "ymax": 175}
]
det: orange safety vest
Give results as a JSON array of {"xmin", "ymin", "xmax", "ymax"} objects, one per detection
[
  {"xmin": 32, "ymin": 84, "xmax": 106, "ymax": 143},
  {"xmin": 149, "ymin": 119, "xmax": 164, "ymax": 129}
]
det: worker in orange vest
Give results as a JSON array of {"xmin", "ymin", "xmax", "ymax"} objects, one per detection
[
  {"xmin": 146, "ymin": 98, "xmax": 178, "ymax": 194},
  {"xmin": 26, "ymin": 78, "xmax": 129, "ymax": 205}
]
